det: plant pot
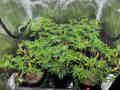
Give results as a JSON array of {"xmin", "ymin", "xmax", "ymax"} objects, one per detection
[{"xmin": 23, "ymin": 72, "xmax": 44, "ymax": 85}]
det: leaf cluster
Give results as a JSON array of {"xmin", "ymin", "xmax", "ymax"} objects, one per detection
[{"xmin": 1, "ymin": 17, "xmax": 120, "ymax": 85}]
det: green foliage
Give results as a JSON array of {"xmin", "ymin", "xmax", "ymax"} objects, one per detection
[
  {"xmin": 102, "ymin": 0, "xmax": 120, "ymax": 45},
  {"xmin": 0, "ymin": 34, "xmax": 16, "ymax": 56},
  {"xmin": 35, "ymin": 0, "xmax": 95, "ymax": 23},
  {"xmin": 0, "ymin": 17, "xmax": 120, "ymax": 85},
  {"xmin": 0, "ymin": 0, "xmax": 26, "ymax": 27}
]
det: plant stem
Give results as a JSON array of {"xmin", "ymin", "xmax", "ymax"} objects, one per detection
[{"xmin": 0, "ymin": 18, "xmax": 17, "ymax": 39}]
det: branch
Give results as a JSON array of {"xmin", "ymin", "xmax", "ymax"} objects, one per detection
[
  {"xmin": 0, "ymin": 18, "xmax": 17, "ymax": 39},
  {"xmin": 18, "ymin": 19, "xmax": 31, "ymax": 33}
]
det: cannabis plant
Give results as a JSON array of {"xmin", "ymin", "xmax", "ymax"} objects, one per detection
[{"xmin": 0, "ymin": 17, "xmax": 120, "ymax": 87}]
